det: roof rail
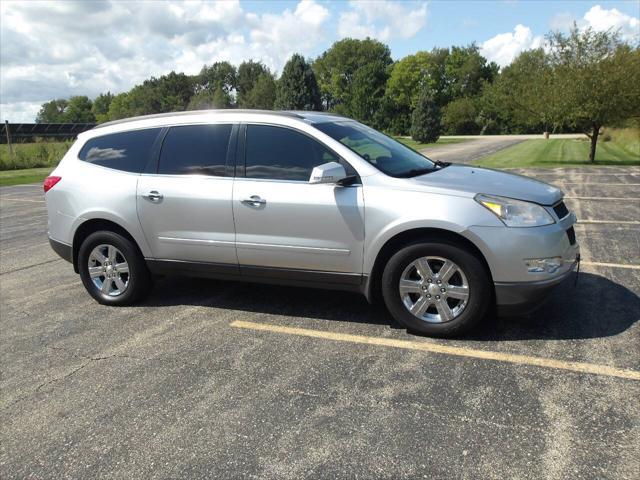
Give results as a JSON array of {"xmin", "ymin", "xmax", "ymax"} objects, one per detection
[{"xmin": 94, "ymin": 109, "xmax": 305, "ymax": 129}]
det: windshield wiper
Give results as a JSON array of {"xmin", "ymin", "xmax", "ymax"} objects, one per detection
[
  {"xmin": 396, "ymin": 167, "xmax": 437, "ymax": 178},
  {"xmin": 397, "ymin": 161, "xmax": 452, "ymax": 177}
]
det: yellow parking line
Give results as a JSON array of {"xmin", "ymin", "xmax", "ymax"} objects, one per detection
[
  {"xmin": 581, "ymin": 261, "xmax": 640, "ymax": 270},
  {"xmin": 577, "ymin": 220, "xmax": 640, "ymax": 225},
  {"xmin": 565, "ymin": 196, "xmax": 640, "ymax": 201},
  {"xmin": 230, "ymin": 321, "xmax": 640, "ymax": 381},
  {"xmin": 555, "ymin": 183, "xmax": 640, "ymax": 186},
  {"xmin": 0, "ymin": 197, "xmax": 45, "ymax": 204},
  {"xmin": 533, "ymin": 172, "xmax": 640, "ymax": 176}
]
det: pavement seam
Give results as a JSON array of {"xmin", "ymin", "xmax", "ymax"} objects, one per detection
[{"xmin": 0, "ymin": 258, "xmax": 63, "ymax": 275}]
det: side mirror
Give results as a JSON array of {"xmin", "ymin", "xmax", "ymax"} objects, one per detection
[{"xmin": 309, "ymin": 162, "xmax": 347, "ymax": 185}]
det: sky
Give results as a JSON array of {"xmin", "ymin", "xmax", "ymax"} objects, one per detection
[{"xmin": 1, "ymin": 0, "xmax": 638, "ymax": 122}]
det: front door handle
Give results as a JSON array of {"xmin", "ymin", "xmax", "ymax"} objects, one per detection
[
  {"xmin": 143, "ymin": 190, "xmax": 163, "ymax": 202},
  {"xmin": 241, "ymin": 195, "xmax": 266, "ymax": 207}
]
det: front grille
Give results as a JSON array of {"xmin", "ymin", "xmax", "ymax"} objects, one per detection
[
  {"xmin": 553, "ymin": 201, "xmax": 569, "ymax": 219},
  {"xmin": 566, "ymin": 226, "xmax": 576, "ymax": 245}
]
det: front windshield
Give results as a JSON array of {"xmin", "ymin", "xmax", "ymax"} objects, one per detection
[{"xmin": 314, "ymin": 121, "xmax": 437, "ymax": 178}]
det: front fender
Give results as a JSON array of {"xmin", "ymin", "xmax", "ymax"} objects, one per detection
[{"xmin": 362, "ymin": 188, "xmax": 500, "ymax": 274}]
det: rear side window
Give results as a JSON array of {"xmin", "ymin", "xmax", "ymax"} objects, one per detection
[
  {"xmin": 158, "ymin": 124, "xmax": 232, "ymax": 176},
  {"xmin": 245, "ymin": 124, "xmax": 339, "ymax": 181},
  {"xmin": 78, "ymin": 128, "xmax": 161, "ymax": 173}
]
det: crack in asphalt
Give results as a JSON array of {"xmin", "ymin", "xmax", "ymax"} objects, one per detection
[{"xmin": 1, "ymin": 347, "xmax": 146, "ymax": 412}]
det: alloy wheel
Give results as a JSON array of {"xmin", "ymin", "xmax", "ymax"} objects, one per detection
[
  {"xmin": 87, "ymin": 244, "xmax": 130, "ymax": 296},
  {"xmin": 399, "ymin": 256, "xmax": 470, "ymax": 323}
]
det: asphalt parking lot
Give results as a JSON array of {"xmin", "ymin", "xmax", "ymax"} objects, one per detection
[{"xmin": 1, "ymin": 166, "xmax": 639, "ymax": 479}]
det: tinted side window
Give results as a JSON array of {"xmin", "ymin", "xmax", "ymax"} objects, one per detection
[
  {"xmin": 78, "ymin": 128, "xmax": 161, "ymax": 173},
  {"xmin": 159, "ymin": 124, "xmax": 232, "ymax": 176},
  {"xmin": 245, "ymin": 125, "xmax": 339, "ymax": 181}
]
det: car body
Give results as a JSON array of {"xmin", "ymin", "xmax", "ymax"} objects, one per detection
[{"xmin": 45, "ymin": 110, "xmax": 580, "ymax": 337}]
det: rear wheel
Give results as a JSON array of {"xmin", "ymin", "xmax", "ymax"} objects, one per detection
[
  {"xmin": 78, "ymin": 231, "xmax": 151, "ymax": 305},
  {"xmin": 381, "ymin": 241, "xmax": 491, "ymax": 337}
]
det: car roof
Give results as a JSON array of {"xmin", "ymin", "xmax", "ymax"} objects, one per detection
[{"xmin": 93, "ymin": 110, "xmax": 347, "ymax": 130}]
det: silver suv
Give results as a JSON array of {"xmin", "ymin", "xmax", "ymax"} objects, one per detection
[{"xmin": 45, "ymin": 110, "xmax": 579, "ymax": 337}]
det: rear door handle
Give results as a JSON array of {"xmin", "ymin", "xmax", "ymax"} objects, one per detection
[
  {"xmin": 143, "ymin": 190, "xmax": 163, "ymax": 202},
  {"xmin": 241, "ymin": 195, "xmax": 266, "ymax": 207}
]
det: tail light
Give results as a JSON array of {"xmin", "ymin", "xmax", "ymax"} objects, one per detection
[{"xmin": 43, "ymin": 176, "xmax": 62, "ymax": 193}]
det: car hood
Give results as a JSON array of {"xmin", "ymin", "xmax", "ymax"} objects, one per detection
[{"xmin": 409, "ymin": 164, "xmax": 563, "ymax": 205}]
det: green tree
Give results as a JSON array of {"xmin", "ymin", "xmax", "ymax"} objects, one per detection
[
  {"xmin": 92, "ymin": 92, "xmax": 114, "ymax": 123},
  {"xmin": 349, "ymin": 60, "xmax": 390, "ymax": 127},
  {"xmin": 106, "ymin": 93, "xmax": 131, "ymax": 120},
  {"xmin": 386, "ymin": 51, "xmax": 443, "ymax": 112},
  {"xmin": 154, "ymin": 71, "xmax": 194, "ymax": 112},
  {"xmin": 313, "ymin": 38, "xmax": 393, "ymax": 118},
  {"xmin": 187, "ymin": 87, "xmax": 233, "ymax": 110},
  {"xmin": 36, "ymin": 99, "xmax": 68, "ymax": 123},
  {"xmin": 196, "ymin": 62, "xmax": 237, "ymax": 100},
  {"xmin": 374, "ymin": 93, "xmax": 411, "ymax": 135},
  {"xmin": 122, "ymin": 81, "xmax": 159, "ymax": 116},
  {"xmin": 385, "ymin": 46, "xmax": 496, "ymax": 133},
  {"xmin": 64, "ymin": 95, "xmax": 95, "ymax": 123},
  {"xmin": 442, "ymin": 97, "xmax": 479, "ymax": 134},
  {"xmin": 487, "ymin": 48, "xmax": 557, "ymax": 133},
  {"xmin": 275, "ymin": 54, "xmax": 321, "ymax": 110},
  {"xmin": 237, "ymin": 61, "xmax": 270, "ymax": 107},
  {"xmin": 410, "ymin": 87, "xmax": 442, "ymax": 143},
  {"xmin": 108, "ymin": 71, "xmax": 194, "ymax": 118},
  {"xmin": 242, "ymin": 73, "xmax": 276, "ymax": 109},
  {"xmin": 548, "ymin": 25, "xmax": 640, "ymax": 162},
  {"xmin": 444, "ymin": 45, "xmax": 499, "ymax": 101}
]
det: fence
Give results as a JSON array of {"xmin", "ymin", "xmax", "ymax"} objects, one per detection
[{"xmin": 1, "ymin": 122, "xmax": 97, "ymax": 144}]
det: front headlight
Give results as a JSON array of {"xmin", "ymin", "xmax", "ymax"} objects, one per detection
[{"xmin": 475, "ymin": 194, "xmax": 555, "ymax": 227}]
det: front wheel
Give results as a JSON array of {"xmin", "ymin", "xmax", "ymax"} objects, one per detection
[
  {"xmin": 78, "ymin": 231, "xmax": 151, "ymax": 306},
  {"xmin": 381, "ymin": 242, "xmax": 491, "ymax": 337}
]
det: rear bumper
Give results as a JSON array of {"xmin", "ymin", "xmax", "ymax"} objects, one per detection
[
  {"xmin": 49, "ymin": 237, "xmax": 73, "ymax": 263},
  {"xmin": 495, "ymin": 259, "xmax": 578, "ymax": 316}
]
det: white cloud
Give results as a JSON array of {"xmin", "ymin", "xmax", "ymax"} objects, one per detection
[
  {"xmin": 1, "ymin": 102, "xmax": 42, "ymax": 123},
  {"xmin": 246, "ymin": 0, "xmax": 330, "ymax": 71},
  {"xmin": 549, "ymin": 12, "xmax": 575, "ymax": 31},
  {"xmin": 482, "ymin": 4, "xmax": 639, "ymax": 68},
  {"xmin": 338, "ymin": 0, "xmax": 427, "ymax": 41},
  {"xmin": 480, "ymin": 24, "xmax": 544, "ymax": 67},
  {"xmin": 550, "ymin": 4, "xmax": 639, "ymax": 42},
  {"xmin": 0, "ymin": 0, "xmax": 330, "ymax": 121},
  {"xmin": 583, "ymin": 5, "xmax": 639, "ymax": 42}
]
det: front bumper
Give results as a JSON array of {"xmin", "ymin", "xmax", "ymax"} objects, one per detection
[
  {"xmin": 467, "ymin": 213, "xmax": 579, "ymax": 283},
  {"xmin": 495, "ymin": 257, "xmax": 579, "ymax": 316}
]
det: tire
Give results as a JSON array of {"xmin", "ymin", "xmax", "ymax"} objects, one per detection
[
  {"xmin": 381, "ymin": 241, "xmax": 491, "ymax": 338},
  {"xmin": 78, "ymin": 230, "xmax": 151, "ymax": 306}
]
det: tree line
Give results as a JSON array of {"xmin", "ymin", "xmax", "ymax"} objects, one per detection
[{"xmin": 37, "ymin": 25, "xmax": 639, "ymax": 161}]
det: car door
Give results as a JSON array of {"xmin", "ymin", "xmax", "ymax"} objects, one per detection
[
  {"xmin": 232, "ymin": 123, "xmax": 364, "ymax": 284},
  {"xmin": 137, "ymin": 123, "xmax": 238, "ymax": 270}
]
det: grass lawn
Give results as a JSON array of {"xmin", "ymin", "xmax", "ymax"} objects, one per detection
[
  {"xmin": 394, "ymin": 136, "xmax": 469, "ymax": 150},
  {"xmin": 0, "ymin": 167, "xmax": 52, "ymax": 187},
  {"xmin": 474, "ymin": 138, "xmax": 640, "ymax": 168}
]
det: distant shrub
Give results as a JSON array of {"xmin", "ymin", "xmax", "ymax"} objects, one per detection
[
  {"xmin": 442, "ymin": 97, "xmax": 480, "ymax": 135},
  {"xmin": 410, "ymin": 88, "xmax": 442, "ymax": 143}
]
